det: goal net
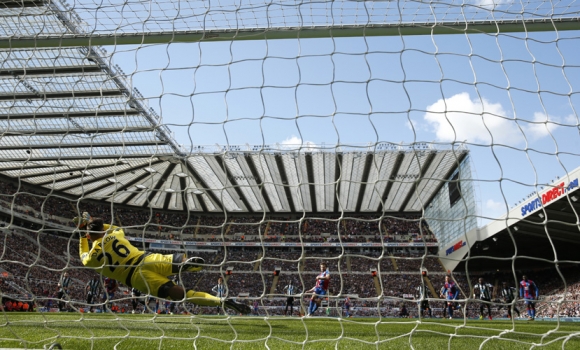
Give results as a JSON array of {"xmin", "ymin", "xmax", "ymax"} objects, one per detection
[{"xmin": 0, "ymin": 0, "xmax": 579, "ymax": 348}]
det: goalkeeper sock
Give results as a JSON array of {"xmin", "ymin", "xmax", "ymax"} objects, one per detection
[{"xmin": 186, "ymin": 290, "xmax": 221, "ymax": 307}]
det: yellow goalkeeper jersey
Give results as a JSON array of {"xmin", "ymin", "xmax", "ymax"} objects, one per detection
[{"xmin": 79, "ymin": 224, "xmax": 145, "ymax": 286}]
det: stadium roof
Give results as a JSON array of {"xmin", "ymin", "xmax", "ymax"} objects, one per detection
[
  {"xmin": 0, "ymin": 141, "xmax": 468, "ymax": 214},
  {"xmin": 0, "ymin": 0, "xmax": 468, "ymax": 214},
  {"xmin": 442, "ymin": 166, "xmax": 580, "ymax": 272}
]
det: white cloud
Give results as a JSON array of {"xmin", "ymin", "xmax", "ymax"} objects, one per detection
[
  {"xmin": 280, "ymin": 135, "xmax": 302, "ymax": 146},
  {"xmin": 484, "ymin": 198, "xmax": 507, "ymax": 220},
  {"xmin": 485, "ymin": 198, "xmax": 505, "ymax": 211},
  {"xmin": 406, "ymin": 118, "xmax": 419, "ymax": 131},
  {"xmin": 472, "ymin": 0, "xmax": 512, "ymax": 9},
  {"xmin": 523, "ymin": 112, "xmax": 560, "ymax": 140},
  {"xmin": 564, "ymin": 114, "xmax": 578, "ymax": 125},
  {"xmin": 279, "ymin": 135, "xmax": 317, "ymax": 151},
  {"xmin": 424, "ymin": 92, "xmax": 522, "ymax": 145},
  {"xmin": 424, "ymin": 93, "xmax": 566, "ymax": 145}
]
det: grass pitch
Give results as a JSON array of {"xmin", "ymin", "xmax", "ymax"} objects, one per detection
[{"xmin": 1, "ymin": 313, "xmax": 579, "ymax": 349}]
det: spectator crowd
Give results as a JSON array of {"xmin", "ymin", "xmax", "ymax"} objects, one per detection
[{"xmin": 0, "ymin": 181, "xmax": 578, "ymax": 319}]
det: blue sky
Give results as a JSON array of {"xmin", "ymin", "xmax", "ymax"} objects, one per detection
[{"xmin": 104, "ymin": 28, "xmax": 580, "ymax": 223}]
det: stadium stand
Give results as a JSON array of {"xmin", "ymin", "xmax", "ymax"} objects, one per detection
[{"xmin": 0, "ymin": 179, "xmax": 575, "ymax": 319}]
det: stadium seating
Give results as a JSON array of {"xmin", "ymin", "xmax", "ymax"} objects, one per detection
[{"xmin": 1, "ymin": 182, "xmax": 576, "ymax": 318}]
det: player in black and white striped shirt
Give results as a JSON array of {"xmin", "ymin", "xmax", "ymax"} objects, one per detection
[
  {"xmin": 57, "ymin": 272, "xmax": 72, "ymax": 311},
  {"xmin": 131, "ymin": 288, "xmax": 143, "ymax": 314},
  {"xmin": 473, "ymin": 277, "xmax": 493, "ymax": 320},
  {"xmin": 212, "ymin": 277, "xmax": 227, "ymax": 315},
  {"xmin": 283, "ymin": 280, "xmax": 296, "ymax": 316},
  {"xmin": 86, "ymin": 276, "xmax": 101, "ymax": 313},
  {"xmin": 417, "ymin": 283, "xmax": 432, "ymax": 318},
  {"xmin": 500, "ymin": 282, "xmax": 521, "ymax": 319}
]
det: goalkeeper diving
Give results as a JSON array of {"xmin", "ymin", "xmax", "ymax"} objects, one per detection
[{"xmin": 74, "ymin": 212, "xmax": 251, "ymax": 315}]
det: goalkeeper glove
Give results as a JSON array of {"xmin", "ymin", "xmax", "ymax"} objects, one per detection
[{"xmin": 73, "ymin": 212, "xmax": 91, "ymax": 229}]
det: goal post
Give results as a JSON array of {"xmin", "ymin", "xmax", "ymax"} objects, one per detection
[
  {"xmin": 4, "ymin": 0, "xmax": 580, "ymax": 49},
  {"xmin": 4, "ymin": 19, "xmax": 580, "ymax": 48}
]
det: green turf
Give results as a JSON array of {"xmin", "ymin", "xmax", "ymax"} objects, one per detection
[{"xmin": 1, "ymin": 314, "xmax": 580, "ymax": 349}]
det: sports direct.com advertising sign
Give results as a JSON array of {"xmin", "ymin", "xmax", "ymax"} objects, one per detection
[{"xmin": 520, "ymin": 178, "xmax": 578, "ymax": 217}]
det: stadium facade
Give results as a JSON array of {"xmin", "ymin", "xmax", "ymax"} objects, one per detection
[{"xmin": 440, "ymin": 166, "xmax": 580, "ymax": 273}]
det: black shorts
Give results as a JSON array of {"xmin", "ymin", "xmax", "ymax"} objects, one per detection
[
  {"xmin": 286, "ymin": 297, "xmax": 294, "ymax": 304},
  {"xmin": 419, "ymin": 300, "xmax": 430, "ymax": 309},
  {"xmin": 87, "ymin": 293, "xmax": 96, "ymax": 304}
]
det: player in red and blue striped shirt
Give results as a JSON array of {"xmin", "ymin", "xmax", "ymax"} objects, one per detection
[
  {"xmin": 519, "ymin": 275, "xmax": 539, "ymax": 320},
  {"xmin": 344, "ymin": 296, "xmax": 352, "ymax": 318},
  {"xmin": 440, "ymin": 275, "xmax": 459, "ymax": 319},
  {"xmin": 306, "ymin": 262, "xmax": 330, "ymax": 317}
]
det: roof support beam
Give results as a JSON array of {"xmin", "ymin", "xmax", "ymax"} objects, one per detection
[
  {"xmin": 540, "ymin": 207, "xmax": 580, "ymax": 223},
  {"xmin": 0, "ymin": 90, "xmax": 123, "ymax": 101},
  {"xmin": 0, "ymin": 157, "xmax": 155, "ymax": 172},
  {"xmin": 379, "ymin": 152, "xmax": 404, "ymax": 212},
  {"xmin": 193, "ymin": 192, "xmax": 208, "ymax": 212},
  {"xmin": 143, "ymin": 163, "xmax": 177, "ymax": 208},
  {"xmin": 355, "ymin": 153, "xmax": 374, "ymax": 212},
  {"xmin": 0, "ymin": 163, "xmax": 69, "ymax": 172},
  {"xmin": 0, "ymin": 127, "xmax": 155, "ymax": 136},
  {"xmin": 48, "ymin": 160, "xmax": 162, "ymax": 190},
  {"xmin": 1, "ymin": 0, "xmax": 46, "ymax": 8},
  {"xmin": 182, "ymin": 159, "xmax": 223, "ymax": 212},
  {"xmin": 333, "ymin": 153, "xmax": 342, "ymax": 213},
  {"xmin": 0, "ymin": 140, "xmax": 161, "ymax": 150},
  {"xmin": 111, "ymin": 179, "xmax": 150, "ymax": 200},
  {"xmin": 18, "ymin": 162, "xmax": 133, "ymax": 179},
  {"xmin": 175, "ymin": 175, "xmax": 198, "ymax": 212},
  {"xmin": 120, "ymin": 172, "xmax": 158, "ymax": 205},
  {"xmin": 34, "ymin": 171, "xmax": 104, "ymax": 188},
  {"xmin": 245, "ymin": 154, "xmax": 274, "ymax": 213},
  {"xmin": 0, "ymin": 67, "xmax": 103, "ymax": 76},
  {"xmin": 514, "ymin": 228, "xmax": 580, "ymax": 245},
  {"xmin": 398, "ymin": 151, "xmax": 436, "ymax": 212},
  {"xmin": 163, "ymin": 187, "xmax": 174, "ymax": 210},
  {"xmin": 0, "ymin": 153, "xmax": 171, "ymax": 162},
  {"xmin": 3, "ymin": 110, "xmax": 139, "ymax": 120},
  {"xmin": 274, "ymin": 154, "xmax": 295, "ymax": 213},
  {"xmin": 77, "ymin": 177, "xmax": 128, "ymax": 197},
  {"xmin": 517, "ymin": 216, "xmax": 580, "ymax": 233},
  {"xmin": 305, "ymin": 153, "xmax": 317, "ymax": 213},
  {"xmin": 214, "ymin": 155, "xmax": 253, "ymax": 213}
]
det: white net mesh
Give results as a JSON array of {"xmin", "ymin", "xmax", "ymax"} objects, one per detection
[{"xmin": 0, "ymin": 0, "xmax": 579, "ymax": 348}]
